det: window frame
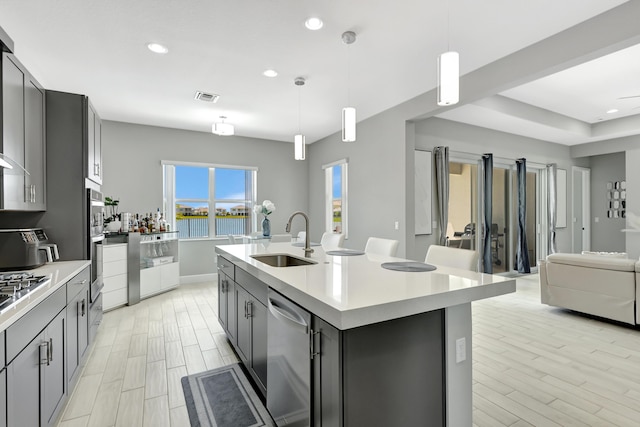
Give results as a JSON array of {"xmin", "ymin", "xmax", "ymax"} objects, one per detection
[
  {"xmin": 323, "ymin": 158, "xmax": 348, "ymax": 239},
  {"xmin": 162, "ymin": 160, "xmax": 258, "ymax": 240}
]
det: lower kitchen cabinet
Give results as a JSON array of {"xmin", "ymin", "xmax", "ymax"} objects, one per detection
[
  {"xmin": 67, "ymin": 285, "xmax": 89, "ymax": 386},
  {"xmin": 7, "ymin": 308, "xmax": 66, "ymax": 427},
  {"xmin": 140, "ymin": 262, "xmax": 179, "ymax": 298},
  {"xmin": 217, "ymin": 270, "xmax": 236, "ymax": 344},
  {"xmin": 235, "ymin": 285, "xmax": 267, "ymax": 394},
  {"xmin": 0, "ymin": 369, "xmax": 5, "ymax": 427}
]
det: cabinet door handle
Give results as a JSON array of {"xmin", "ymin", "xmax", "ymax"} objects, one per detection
[
  {"xmin": 49, "ymin": 338, "xmax": 54, "ymax": 363},
  {"xmin": 40, "ymin": 342, "xmax": 49, "ymax": 365},
  {"xmin": 81, "ymin": 299, "xmax": 86, "ymax": 316},
  {"xmin": 24, "ymin": 185, "xmax": 30, "ymax": 203},
  {"xmin": 221, "ymin": 279, "xmax": 227, "ymax": 293},
  {"xmin": 246, "ymin": 301, "xmax": 252, "ymax": 318},
  {"xmin": 31, "ymin": 184, "xmax": 36, "ymax": 203},
  {"xmin": 244, "ymin": 301, "xmax": 248, "ymax": 318},
  {"xmin": 310, "ymin": 330, "xmax": 321, "ymax": 359}
]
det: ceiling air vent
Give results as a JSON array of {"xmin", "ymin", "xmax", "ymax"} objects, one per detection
[{"xmin": 194, "ymin": 91, "xmax": 219, "ymax": 103}]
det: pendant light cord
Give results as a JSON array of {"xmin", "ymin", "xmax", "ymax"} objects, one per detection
[
  {"xmin": 447, "ymin": 0, "xmax": 450, "ymax": 51},
  {"xmin": 347, "ymin": 44, "xmax": 351, "ymax": 106},
  {"xmin": 298, "ymin": 85, "xmax": 302, "ymax": 134}
]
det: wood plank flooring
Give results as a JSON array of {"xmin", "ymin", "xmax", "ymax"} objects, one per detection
[{"xmin": 56, "ymin": 274, "xmax": 640, "ymax": 426}]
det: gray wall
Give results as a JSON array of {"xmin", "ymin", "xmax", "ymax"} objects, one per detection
[
  {"xmin": 589, "ymin": 152, "xmax": 625, "ymax": 252},
  {"xmin": 101, "ymin": 120, "xmax": 308, "ymax": 277}
]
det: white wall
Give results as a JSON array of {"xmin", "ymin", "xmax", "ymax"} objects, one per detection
[{"xmin": 101, "ymin": 120, "xmax": 309, "ymax": 277}]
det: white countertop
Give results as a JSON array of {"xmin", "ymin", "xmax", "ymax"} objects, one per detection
[
  {"xmin": 216, "ymin": 243, "xmax": 516, "ymax": 329},
  {"xmin": 0, "ymin": 260, "xmax": 91, "ymax": 333}
]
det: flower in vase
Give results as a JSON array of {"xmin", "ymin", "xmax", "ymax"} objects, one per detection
[{"xmin": 254, "ymin": 200, "xmax": 276, "ymax": 217}]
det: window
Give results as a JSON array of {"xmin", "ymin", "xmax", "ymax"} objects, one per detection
[
  {"xmin": 163, "ymin": 162, "xmax": 257, "ymax": 239},
  {"xmin": 323, "ymin": 159, "xmax": 348, "ymax": 237}
]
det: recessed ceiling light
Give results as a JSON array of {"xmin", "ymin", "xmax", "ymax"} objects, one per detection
[
  {"xmin": 147, "ymin": 43, "xmax": 168, "ymax": 54},
  {"xmin": 606, "ymin": 108, "xmax": 619, "ymax": 114},
  {"xmin": 305, "ymin": 17, "xmax": 324, "ymax": 30},
  {"xmin": 263, "ymin": 69, "xmax": 278, "ymax": 77}
]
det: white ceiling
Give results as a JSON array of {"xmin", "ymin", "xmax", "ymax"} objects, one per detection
[{"xmin": 0, "ymin": 0, "xmax": 636, "ymax": 146}]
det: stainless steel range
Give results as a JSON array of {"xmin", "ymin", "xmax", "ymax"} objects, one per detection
[{"xmin": 0, "ymin": 272, "xmax": 50, "ymax": 312}]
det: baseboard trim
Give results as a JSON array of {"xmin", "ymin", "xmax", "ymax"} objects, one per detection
[{"xmin": 180, "ymin": 273, "xmax": 217, "ymax": 284}]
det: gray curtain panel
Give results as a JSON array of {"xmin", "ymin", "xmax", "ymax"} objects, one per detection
[
  {"xmin": 547, "ymin": 163, "xmax": 558, "ymax": 254},
  {"xmin": 481, "ymin": 154, "xmax": 493, "ymax": 273},
  {"xmin": 433, "ymin": 147, "xmax": 450, "ymax": 246},
  {"xmin": 516, "ymin": 159, "xmax": 531, "ymax": 273}
]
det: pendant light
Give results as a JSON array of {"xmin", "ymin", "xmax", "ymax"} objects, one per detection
[
  {"xmin": 212, "ymin": 116, "xmax": 234, "ymax": 136},
  {"xmin": 294, "ymin": 77, "xmax": 306, "ymax": 160},
  {"xmin": 437, "ymin": 0, "xmax": 459, "ymax": 106},
  {"xmin": 341, "ymin": 31, "xmax": 357, "ymax": 142}
]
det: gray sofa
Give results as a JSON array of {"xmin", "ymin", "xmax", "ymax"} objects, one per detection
[{"xmin": 539, "ymin": 253, "xmax": 639, "ymax": 325}]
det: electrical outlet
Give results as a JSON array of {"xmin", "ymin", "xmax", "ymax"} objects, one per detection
[
  {"xmin": 455, "ymin": 337, "xmax": 466, "ymax": 363},
  {"xmin": 394, "ymin": 221, "xmax": 399, "ymax": 230}
]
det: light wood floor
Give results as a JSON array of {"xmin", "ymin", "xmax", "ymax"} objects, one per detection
[{"xmin": 56, "ymin": 275, "xmax": 640, "ymax": 427}]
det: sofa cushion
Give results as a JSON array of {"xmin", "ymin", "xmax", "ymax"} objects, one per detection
[{"xmin": 547, "ymin": 253, "xmax": 637, "ymax": 272}]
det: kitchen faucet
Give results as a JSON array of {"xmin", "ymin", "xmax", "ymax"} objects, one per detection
[{"xmin": 285, "ymin": 211, "xmax": 313, "ymax": 258}]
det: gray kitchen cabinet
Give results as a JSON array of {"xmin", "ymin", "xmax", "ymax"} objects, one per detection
[
  {"xmin": 0, "ymin": 369, "xmax": 6, "ymax": 427},
  {"xmin": 217, "ymin": 256, "xmax": 236, "ymax": 343},
  {"xmin": 24, "ymin": 75, "xmax": 46, "ymax": 210},
  {"xmin": 86, "ymin": 100, "xmax": 102, "ymax": 184},
  {"xmin": 1, "ymin": 53, "xmax": 25, "ymax": 210},
  {"xmin": 45, "ymin": 91, "xmax": 102, "ymax": 186},
  {"xmin": 6, "ymin": 284, "xmax": 67, "ymax": 427},
  {"xmin": 227, "ymin": 267, "xmax": 268, "ymax": 396},
  {"xmin": 1, "ymin": 52, "xmax": 46, "ymax": 210},
  {"xmin": 7, "ymin": 308, "xmax": 66, "ymax": 427},
  {"xmin": 67, "ymin": 286, "xmax": 89, "ymax": 387},
  {"xmin": 312, "ymin": 316, "xmax": 342, "ymax": 427}
]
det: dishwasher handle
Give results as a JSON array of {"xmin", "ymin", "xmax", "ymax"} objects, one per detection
[{"xmin": 268, "ymin": 298, "xmax": 309, "ymax": 334}]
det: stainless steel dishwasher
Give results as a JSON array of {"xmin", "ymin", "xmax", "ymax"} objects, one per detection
[{"xmin": 267, "ymin": 289, "xmax": 312, "ymax": 426}]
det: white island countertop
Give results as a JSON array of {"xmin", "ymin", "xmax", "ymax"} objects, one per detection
[
  {"xmin": 216, "ymin": 242, "xmax": 516, "ymax": 329},
  {"xmin": 0, "ymin": 260, "xmax": 90, "ymax": 333}
]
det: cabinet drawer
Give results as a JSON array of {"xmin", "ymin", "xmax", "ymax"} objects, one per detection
[
  {"xmin": 67, "ymin": 266, "xmax": 91, "ymax": 302},
  {"xmin": 103, "ymin": 288, "xmax": 127, "ymax": 311},
  {"xmin": 6, "ymin": 284, "xmax": 66, "ymax": 363},
  {"xmin": 104, "ymin": 259, "xmax": 127, "ymax": 277},
  {"xmin": 160, "ymin": 263, "xmax": 180, "ymax": 289},
  {"xmin": 104, "ymin": 274, "xmax": 127, "ymax": 292},
  {"xmin": 140, "ymin": 266, "xmax": 161, "ymax": 298},
  {"xmin": 235, "ymin": 268, "xmax": 267, "ymax": 305},
  {"xmin": 218, "ymin": 256, "xmax": 234, "ymax": 280},
  {"xmin": 103, "ymin": 245, "xmax": 127, "ymax": 262}
]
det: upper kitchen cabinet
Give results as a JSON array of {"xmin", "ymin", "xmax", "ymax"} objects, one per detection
[
  {"xmin": 86, "ymin": 101, "xmax": 102, "ymax": 184},
  {"xmin": 46, "ymin": 91, "xmax": 103, "ymax": 186},
  {"xmin": 0, "ymin": 52, "xmax": 46, "ymax": 211}
]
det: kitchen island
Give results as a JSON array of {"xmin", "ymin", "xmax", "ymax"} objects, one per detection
[{"xmin": 216, "ymin": 242, "xmax": 516, "ymax": 427}]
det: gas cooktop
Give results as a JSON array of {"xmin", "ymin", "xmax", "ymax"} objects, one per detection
[{"xmin": 0, "ymin": 272, "xmax": 50, "ymax": 312}]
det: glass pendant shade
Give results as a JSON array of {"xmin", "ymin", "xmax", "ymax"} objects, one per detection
[
  {"xmin": 342, "ymin": 107, "xmax": 356, "ymax": 142},
  {"xmin": 437, "ymin": 51, "xmax": 459, "ymax": 106},
  {"xmin": 294, "ymin": 134, "xmax": 306, "ymax": 160}
]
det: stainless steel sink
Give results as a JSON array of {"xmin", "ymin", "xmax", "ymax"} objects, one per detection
[{"xmin": 251, "ymin": 254, "xmax": 317, "ymax": 267}]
